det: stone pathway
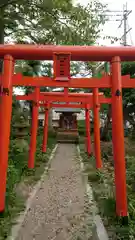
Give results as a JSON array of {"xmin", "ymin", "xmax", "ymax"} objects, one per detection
[{"xmin": 16, "ymin": 144, "xmax": 93, "ymax": 240}]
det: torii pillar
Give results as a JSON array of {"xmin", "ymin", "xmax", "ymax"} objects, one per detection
[
  {"xmin": 42, "ymin": 102, "xmax": 49, "ymax": 153},
  {"xmin": 93, "ymin": 88, "xmax": 102, "ymax": 169},
  {"xmin": 85, "ymin": 104, "xmax": 91, "ymax": 155},
  {"xmin": 0, "ymin": 55, "xmax": 14, "ymax": 212},
  {"xmin": 28, "ymin": 87, "xmax": 40, "ymax": 169},
  {"xmin": 111, "ymin": 56, "xmax": 128, "ymax": 218}
]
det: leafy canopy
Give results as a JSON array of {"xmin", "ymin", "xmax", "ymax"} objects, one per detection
[{"xmin": 1, "ymin": 0, "xmax": 106, "ymax": 45}]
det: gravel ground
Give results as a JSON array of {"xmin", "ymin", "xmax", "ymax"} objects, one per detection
[{"xmin": 16, "ymin": 144, "xmax": 93, "ymax": 240}]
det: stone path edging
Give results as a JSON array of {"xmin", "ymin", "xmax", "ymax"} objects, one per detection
[{"xmin": 76, "ymin": 145, "xmax": 109, "ymax": 240}]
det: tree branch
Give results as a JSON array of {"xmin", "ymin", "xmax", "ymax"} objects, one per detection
[
  {"xmin": 31, "ymin": 3, "xmax": 72, "ymax": 32},
  {"xmin": 0, "ymin": 0, "xmax": 20, "ymax": 8}
]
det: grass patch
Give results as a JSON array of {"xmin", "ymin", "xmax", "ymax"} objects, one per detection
[
  {"xmin": 79, "ymin": 138, "xmax": 131, "ymax": 239},
  {"xmin": 0, "ymin": 131, "xmax": 56, "ymax": 239}
]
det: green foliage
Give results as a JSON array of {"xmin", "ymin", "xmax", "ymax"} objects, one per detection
[
  {"xmin": 0, "ymin": 139, "xmax": 28, "ymax": 239},
  {"xmin": 11, "ymin": 0, "xmax": 107, "ymax": 91},
  {"xmin": 11, "ymin": 94, "xmax": 30, "ymax": 139},
  {"xmin": 121, "ymin": 62, "xmax": 135, "ymax": 139},
  {"xmin": 100, "ymin": 127, "xmax": 112, "ymax": 142},
  {"xmin": 78, "ymin": 119, "xmax": 94, "ymax": 137},
  {"xmin": 79, "ymin": 139, "xmax": 132, "ymax": 239},
  {"xmin": 88, "ymin": 171, "xmax": 101, "ymax": 182},
  {"xmin": 124, "ymin": 155, "xmax": 135, "ymax": 238},
  {"xmin": 1, "ymin": 0, "xmax": 106, "ymax": 45},
  {"xmin": 101, "ymin": 197, "xmax": 116, "ymax": 218},
  {"xmin": 78, "ymin": 120, "xmax": 86, "ymax": 136},
  {"xmin": 11, "ymin": 96, "xmax": 22, "ymax": 126},
  {"xmin": 122, "ymin": 62, "xmax": 135, "ymax": 78},
  {"xmin": 0, "ymin": 131, "xmax": 56, "ymax": 239}
]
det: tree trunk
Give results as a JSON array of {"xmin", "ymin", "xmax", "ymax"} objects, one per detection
[
  {"xmin": 101, "ymin": 105, "xmax": 112, "ymax": 141},
  {"xmin": 0, "ymin": 10, "xmax": 4, "ymax": 72}
]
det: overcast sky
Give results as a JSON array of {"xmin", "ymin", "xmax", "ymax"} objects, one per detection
[{"xmin": 74, "ymin": 0, "xmax": 135, "ymax": 46}]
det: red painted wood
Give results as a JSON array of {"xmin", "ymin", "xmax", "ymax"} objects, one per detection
[
  {"xmin": 0, "ymin": 74, "xmax": 133, "ymax": 88},
  {"xmin": 0, "ymin": 45, "xmax": 134, "ymax": 61},
  {"xmin": 28, "ymin": 87, "xmax": 40, "ymax": 169},
  {"xmin": 42, "ymin": 103, "xmax": 49, "ymax": 153},
  {"xmin": 85, "ymin": 104, "xmax": 91, "ymax": 156},
  {"xmin": 16, "ymin": 93, "xmax": 111, "ymax": 105},
  {"xmin": 53, "ymin": 53, "xmax": 70, "ymax": 81},
  {"xmin": 111, "ymin": 56, "xmax": 127, "ymax": 217},
  {"xmin": 0, "ymin": 55, "xmax": 14, "ymax": 212},
  {"xmin": 93, "ymin": 88, "xmax": 102, "ymax": 169}
]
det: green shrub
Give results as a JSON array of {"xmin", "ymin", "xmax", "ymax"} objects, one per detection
[
  {"xmin": 0, "ymin": 132, "xmax": 56, "ymax": 239},
  {"xmin": 88, "ymin": 172, "xmax": 101, "ymax": 182},
  {"xmin": 78, "ymin": 128, "xmax": 86, "ymax": 136},
  {"xmin": 101, "ymin": 197, "xmax": 116, "ymax": 218}
]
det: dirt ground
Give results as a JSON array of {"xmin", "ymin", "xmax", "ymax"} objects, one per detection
[{"xmin": 16, "ymin": 144, "xmax": 93, "ymax": 240}]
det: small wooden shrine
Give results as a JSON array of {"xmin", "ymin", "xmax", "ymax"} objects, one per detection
[{"xmin": 55, "ymin": 107, "xmax": 80, "ymax": 143}]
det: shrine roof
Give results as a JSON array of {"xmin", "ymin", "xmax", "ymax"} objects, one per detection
[
  {"xmin": 54, "ymin": 108, "xmax": 81, "ymax": 113},
  {"xmin": 53, "ymin": 102, "xmax": 81, "ymax": 113}
]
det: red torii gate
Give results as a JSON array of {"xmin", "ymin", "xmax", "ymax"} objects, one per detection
[
  {"xmin": 1, "ymin": 45, "xmax": 135, "ymax": 219},
  {"xmin": 16, "ymin": 91, "xmax": 111, "ymax": 169}
]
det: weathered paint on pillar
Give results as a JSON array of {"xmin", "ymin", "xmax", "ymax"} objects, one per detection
[
  {"xmin": 0, "ymin": 55, "xmax": 14, "ymax": 212},
  {"xmin": 111, "ymin": 56, "xmax": 128, "ymax": 217},
  {"xmin": 85, "ymin": 104, "xmax": 91, "ymax": 155},
  {"xmin": 28, "ymin": 87, "xmax": 40, "ymax": 169},
  {"xmin": 42, "ymin": 103, "xmax": 49, "ymax": 153},
  {"xmin": 93, "ymin": 88, "xmax": 102, "ymax": 169}
]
